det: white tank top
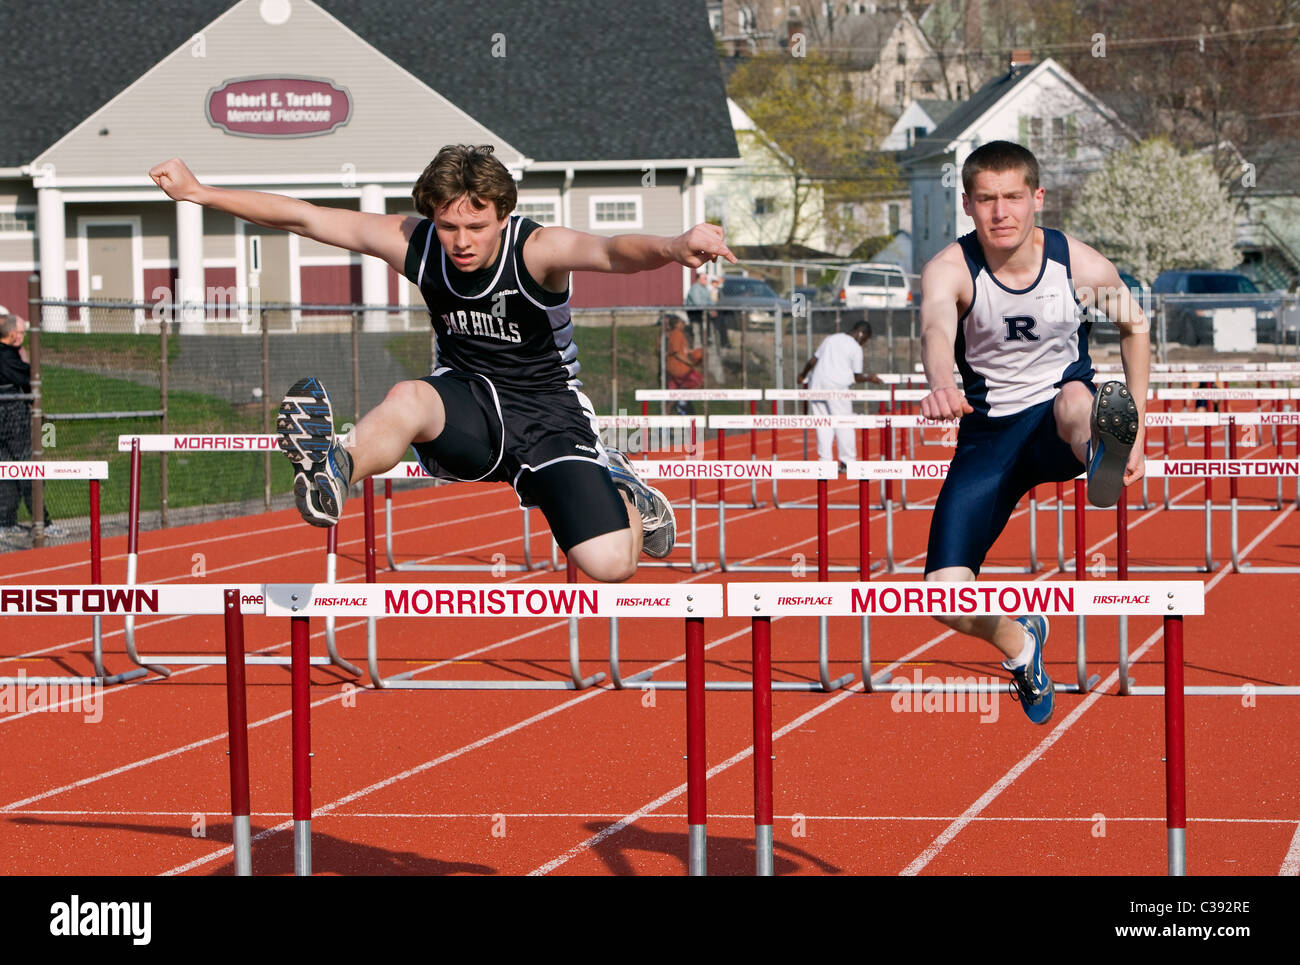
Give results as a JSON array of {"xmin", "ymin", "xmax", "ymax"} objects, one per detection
[{"xmin": 955, "ymin": 227, "xmax": 1093, "ymax": 418}]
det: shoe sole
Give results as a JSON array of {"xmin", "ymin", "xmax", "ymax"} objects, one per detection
[
  {"xmin": 641, "ymin": 485, "xmax": 677, "ymax": 558},
  {"xmin": 278, "ymin": 377, "xmax": 335, "ymax": 472},
  {"xmin": 1087, "ymin": 381, "xmax": 1139, "ymax": 508},
  {"xmin": 278, "ymin": 378, "xmax": 340, "ymax": 526}
]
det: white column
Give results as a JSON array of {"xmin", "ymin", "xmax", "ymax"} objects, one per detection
[
  {"xmin": 359, "ymin": 182, "xmax": 388, "ymax": 331},
  {"xmin": 37, "ymin": 187, "xmax": 67, "ymax": 331},
  {"xmin": 176, "ymin": 200, "xmax": 205, "ymax": 333}
]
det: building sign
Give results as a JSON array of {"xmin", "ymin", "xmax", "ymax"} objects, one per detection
[{"xmin": 207, "ymin": 76, "xmax": 351, "ymax": 138}]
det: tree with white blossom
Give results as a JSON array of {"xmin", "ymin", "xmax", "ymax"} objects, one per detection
[{"xmin": 1066, "ymin": 139, "xmax": 1238, "ymax": 283}]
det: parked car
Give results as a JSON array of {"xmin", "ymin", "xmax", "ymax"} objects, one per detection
[
  {"xmin": 1151, "ymin": 269, "xmax": 1283, "ymax": 345},
  {"xmin": 716, "ymin": 275, "xmax": 789, "ymax": 329},
  {"xmin": 1088, "ymin": 269, "xmax": 1150, "ymax": 343},
  {"xmin": 831, "ymin": 263, "xmax": 913, "ymax": 309}
]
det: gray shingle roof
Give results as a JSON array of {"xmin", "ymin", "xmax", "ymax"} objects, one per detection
[
  {"xmin": 0, "ymin": 0, "xmax": 738, "ymax": 168},
  {"xmin": 901, "ymin": 63, "xmax": 1034, "ymax": 164}
]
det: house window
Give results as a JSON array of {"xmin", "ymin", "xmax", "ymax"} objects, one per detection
[
  {"xmin": 754, "ymin": 197, "xmax": 778, "ymax": 217},
  {"xmin": 955, "ymin": 81, "xmax": 966, "ymax": 99},
  {"xmin": 590, "ymin": 196, "xmax": 642, "ymax": 229},
  {"xmin": 707, "ymin": 1, "xmax": 722, "ymax": 33},
  {"xmin": 888, "ymin": 203, "xmax": 900, "ymax": 234},
  {"xmin": 920, "ymin": 78, "xmax": 935, "ymax": 94},
  {"xmin": 1028, "ymin": 116, "xmax": 1044, "ymax": 151},
  {"xmin": 515, "ymin": 200, "xmax": 559, "ymax": 225},
  {"xmin": 739, "ymin": 5, "xmax": 757, "ymax": 31},
  {"xmin": 897, "ymin": 42, "xmax": 907, "ymax": 65},
  {"xmin": 895, "ymin": 80, "xmax": 905, "ymax": 103},
  {"xmin": 0, "ymin": 209, "xmax": 36, "ymax": 235}
]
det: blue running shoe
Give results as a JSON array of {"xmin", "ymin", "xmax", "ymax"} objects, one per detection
[
  {"xmin": 1087, "ymin": 381, "xmax": 1139, "ymax": 508},
  {"xmin": 606, "ymin": 448, "xmax": 676, "ymax": 558},
  {"xmin": 1006, "ymin": 616, "xmax": 1055, "ymax": 725},
  {"xmin": 277, "ymin": 377, "xmax": 352, "ymax": 527}
]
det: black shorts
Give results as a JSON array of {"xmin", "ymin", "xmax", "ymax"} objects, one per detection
[
  {"xmin": 925, "ymin": 386, "xmax": 1091, "ymax": 575},
  {"xmin": 410, "ymin": 370, "xmax": 630, "ymax": 552}
]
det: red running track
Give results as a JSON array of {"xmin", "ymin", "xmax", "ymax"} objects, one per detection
[{"xmin": 1, "ymin": 424, "xmax": 1298, "ymax": 875}]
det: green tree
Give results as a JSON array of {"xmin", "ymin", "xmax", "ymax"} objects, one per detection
[
  {"xmin": 1066, "ymin": 138, "xmax": 1238, "ymax": 282},
  {"xmin": 727, "ymin": 52, "xmax": 899, "ymax": 253}
]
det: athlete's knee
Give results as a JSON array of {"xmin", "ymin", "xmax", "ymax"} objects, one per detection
[
  {"xmin": 569, "ymin": 529, "xmax": 638, "ymax": 583},
  {"xmin": 381, "ymin": 380, "xmax": 444, "ymax": 441},
  {"xmin": 925, "ymin": 565, "xmax": 974, "ymax": 632}
]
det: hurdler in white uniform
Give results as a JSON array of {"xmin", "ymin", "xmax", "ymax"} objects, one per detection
[{"xmin": 799, "ymin": 322, "xmax": 876, "ymax": 463}]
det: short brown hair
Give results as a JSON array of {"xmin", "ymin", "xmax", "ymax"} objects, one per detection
[
  {"xmin": 411, "ymin": 145, "xmax": 517, "ymax": 220},
  {"xmin": 961, "ymin": 140, "xmax": 1040, "ymax": 195}
]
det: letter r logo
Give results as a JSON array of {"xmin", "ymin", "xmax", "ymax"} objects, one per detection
[{"xmin": 1003, "ymin": 315, "xmax": 1039, "ymax": 341}]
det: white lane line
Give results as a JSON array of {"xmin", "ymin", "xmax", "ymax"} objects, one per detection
[
  {"xmin": 1280, "ymin": 821, "xmax": 1300, "ymax": 876},
  {"xmin": 899, "ymin": 502, "xmax": 1295, "ymax": 876}
]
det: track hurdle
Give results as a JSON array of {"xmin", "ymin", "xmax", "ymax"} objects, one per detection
[
  {"xmin": 372, "ymin": 463, "xmax": 548, "ymax": 574},
  {"xmin": 0, "ymin": 583, "xmax": 257, "ymax": 875},
  {"xmin": 635, "ymin": 390, "xmax": 766, "ymax": 510},
  {"xmin": 0, "ymin": 461, "xmax": 147, "ymax": 686},
  {"xmin": 264, "ymin": 581, "xmax": 723, "ymax": 876},
  {"xmin": 727, "ymin": 580, "xmax": 1206, "ymax": 876},
  {"xmin": 117, "ymin": 436, "xmax": 354, "ymax": 677}
]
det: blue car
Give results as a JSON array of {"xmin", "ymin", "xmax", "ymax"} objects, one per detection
[{"xmin": 1151, "ymin": 270, "xmax": 1282, "ymax": 345}]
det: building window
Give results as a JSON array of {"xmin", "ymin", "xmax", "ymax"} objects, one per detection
[
  {"xmin": 888, "ymin": 202, "xmax": 900, "ymax": 234},
  {"xmin": 1028, "ymin": 116, "xmax": 1044, "ymax": 151},
  {"xmin": 739, "ymin": 5, "xmax": 757, "ymax": 31},
  {"xmin": 897, "ymin": 42, "xmax": 907, "ymax": 65},
  {"xmin": 895, "ymin": 80, "xmax": 905, "ymax": 103},
  {"xmin": 590, "ymin": 196, "xmax": 642, "ymax": 229},
  {"xmin": 707, "ymin": 1, "xmax": 722, "ymax": 33},
  {"xmin": 515, "ymin": 200, "xmax": 559, "ymax": 225},
  {"xmin": 754, "ymin": 197, "xmax": 778, "ymax": 217},
  {"xmin": 955, "ymin": 81, "xmax": 966, "ymax": 99},
  {"xmin": 920, "ymin": 78, "xmax": 935, "ymax": 94},
  {"xmin": 0, "ymin": 209, "xmax": 37, "ymax": 236}
]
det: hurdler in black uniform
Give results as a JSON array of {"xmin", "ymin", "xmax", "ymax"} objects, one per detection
[
  {"xmin": 402, "ymin": 215, "xmax": 627, "ymax": 552},
  {"xmin": 0, "ymin": 320, "xmax": 50, "ymax": 530}
]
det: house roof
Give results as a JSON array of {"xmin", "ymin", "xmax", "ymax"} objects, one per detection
[
  {"xmin": 915, "ymin": 98, "xmax": 959, "ymax": 127},
  {"xmin": 0, "ymin": 0, "xmax": 737, "ymax": 169},
  {"xmin": 901, "ymin": 62, "xmax": 1034, "ymax": 164}
]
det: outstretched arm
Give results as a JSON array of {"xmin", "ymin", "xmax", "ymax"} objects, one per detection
[
  {"xmin": 919, "ymin": 250, "xmax": 974, "ymax": 420},
  {"xmin": 522, "ymin": 223, "xmax": 736, "ymax": 293},
  {"xmin": 149, "ymin": 158, "xmax": 419, "ymax": 274}
]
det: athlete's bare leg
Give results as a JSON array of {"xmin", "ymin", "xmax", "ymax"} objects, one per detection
[
  {"xmin": 1054, "ymin": 380, "xmax": 1094, "ymax": 464},
  {"xmin": 344, "ymin": 380, "xmax": 446, "ymax": 481},
  {"xmin": 925, "ymin": 565, "xmax": 1028, "ymax": 661},
  {"xmin": 567, "ymin": 497, "xmax": 643, "ymax": 583}
]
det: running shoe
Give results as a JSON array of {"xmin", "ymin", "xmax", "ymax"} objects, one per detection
[
  {"xmin": 1005, "ymin": 615, "xmax": 1055, "ymax": 725},
  {"xmin": 1087, "ymin": 380, "xmax": 1139, "ymax": 508},
  {"xmin": 606, "ymin": 448, "xmax": 676, "ymax": 558},
  {"xmin": 277, "ymin": 377, "xmax": 352, "ymax": 527}
]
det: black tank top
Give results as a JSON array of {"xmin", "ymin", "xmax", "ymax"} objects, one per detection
[{"xmin": 403, "ymin": 215, "xmax": 579, "ymax": 391}]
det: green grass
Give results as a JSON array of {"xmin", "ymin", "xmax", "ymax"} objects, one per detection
[{"xmin": 19, "ymin": 365, "xmax": 293, "ymax": 521}]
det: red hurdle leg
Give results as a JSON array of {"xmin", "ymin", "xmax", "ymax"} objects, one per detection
[
  {"xmin": 291, "ymin": 615, "xmax": 312, "ymax": 876},
  {"xmin": 685, "ymin": 617, "xmax": 707, "ymax": 876},
  {"xmin": 1164, "ymin": 614, "xmax": 1186, "ymax": 875},
  {"xmin": 223, "ymin": 590, "xmax": 252, "ymax": 876},
  {"xmin": 752, "ymin": 616, "xmax": 773, "ymax": 876},
  {"xmin": 364, "ymin": 479, "xmax": 377, "ymax": 583}
]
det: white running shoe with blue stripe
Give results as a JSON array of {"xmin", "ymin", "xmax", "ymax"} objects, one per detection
[
  {"xmin": 606, "ymin": 448, "xmax": 676, "ymax": 558},
  {"xmin": 1006, "ymin": 615, "xmax": 1055, "ymax": 725}
]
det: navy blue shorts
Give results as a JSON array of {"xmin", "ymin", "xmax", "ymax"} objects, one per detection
[{"xmin": 925, "ymin": 391, "xmax": 1089, "ymax": 575}]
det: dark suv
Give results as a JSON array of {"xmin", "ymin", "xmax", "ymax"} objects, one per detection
[{"xmin": 1151, "ymin": 270, "xmax": 1282, "ymax": 345}]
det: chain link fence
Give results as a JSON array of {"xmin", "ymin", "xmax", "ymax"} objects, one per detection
[{"xmin": 6, "ymin": 280, "xmax": 1298, "ymax": 551}]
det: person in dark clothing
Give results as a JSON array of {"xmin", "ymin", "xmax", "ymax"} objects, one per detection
[{"xmin": 0, "ymin": 308, "xmax": 51, "ymax": 540}]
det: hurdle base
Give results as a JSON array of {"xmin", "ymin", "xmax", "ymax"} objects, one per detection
[
  {"xmin": 1057, "ymin": 673, "xmax": 1101, "ymax": 694},
  {"xmin": 373, "ymin": 673, "xmax": 607, "ymax": 691},
  {"xmin": 623, "ymin": 675, "xmax": 844, "ymax": 693},
  {"xmin": 0, "ymin": 668, "xmax": 149, "ymax": 686},
  {"xmin": 688, "ymin": 824, "xmax": 707, "ymax": 877},
  {"xmin": 755, "ymin": 824, "xmax": 774, "ymax": 877},
  {"xmin": 1128, "ymin": 685, "xmax": 1300, "ymax": 695},
  {"xmin": 233, "ymin": 814, "xmax": 252, "ymax": 877},
  {"xmin": 1168, "ymin": 827, "xmax": 1186, "ymax": 877},
  {"xmin": 294, "ymin": 820, "xmax": 311, "ymax": 877},
  {"xmin": 135, "ymin": 655, "xmax": 332, "ymax": 666}
]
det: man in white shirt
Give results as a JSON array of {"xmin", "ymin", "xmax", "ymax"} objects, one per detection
[{"xmin": 797, "ymin": 321, "xmax": 880, "ymax": 466}]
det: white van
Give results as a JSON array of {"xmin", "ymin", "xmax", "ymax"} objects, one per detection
[{"xmin": 832, "ymin": 263, "xmax": 913, "ymax": 309}]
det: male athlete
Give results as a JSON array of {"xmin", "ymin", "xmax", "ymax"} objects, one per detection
[
  {"xmin": 919, "ymin": 140, "xmax": 1148, "ymax": 724},
  {"xmin": 150, "ymin": 146, "xmax": 735, "ymax": 582}
]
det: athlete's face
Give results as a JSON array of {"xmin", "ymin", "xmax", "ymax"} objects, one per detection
[
  {"xmin": 433, "ymin": 195, "xmax": 508, "ymax": 272},
  {"xmin": 962, "ymin": 168, "xmax": 1045, "ymax": 253}
]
